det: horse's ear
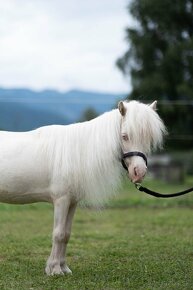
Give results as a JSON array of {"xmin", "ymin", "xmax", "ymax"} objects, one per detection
[
  {"xmin": 118, "ymin": 101, "xmax": 126, "ymax": 116},
  {"xmin": 150, "ymin": 101, "xmax": 157, "ymax": 111}
]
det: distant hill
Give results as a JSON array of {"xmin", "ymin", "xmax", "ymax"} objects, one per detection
[{"xmin": 0, "ymin": 88, "xmax": 124, "ymax": 131}]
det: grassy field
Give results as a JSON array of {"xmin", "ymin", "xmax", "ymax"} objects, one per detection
[{"xmin": 0, "ymin": 177, "xmax": 193, "ymax": 289}]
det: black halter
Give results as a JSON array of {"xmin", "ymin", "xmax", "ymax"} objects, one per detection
[{"xmin": 121, "ymin": 151, "xmax": 148, "ymax": 171}]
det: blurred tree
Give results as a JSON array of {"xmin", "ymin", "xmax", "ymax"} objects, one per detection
[
  {"xmin": 79, "ymin": 107, "xmax": 98, "ymax": 122},
  {"xmin": 117, "ymin": 0, "xmax": 193, "ymax": 149}
]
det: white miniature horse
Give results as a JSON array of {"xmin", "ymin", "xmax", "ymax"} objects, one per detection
[{"xmin": 0, "ymin": 100, "xmax": 166, "ymax": 275}]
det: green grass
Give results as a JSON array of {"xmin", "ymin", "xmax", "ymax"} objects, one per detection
[
  {"xmin": 110, "ymin": 176, "xmax": 193, "ymax": 208},
  {"xmin": 0, "ymin": 178, "xmax": 193, "ymax": 289}
]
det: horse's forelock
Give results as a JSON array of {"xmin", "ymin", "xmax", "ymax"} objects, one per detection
[{"xmin": 124, "ymin": 101, "xmax": 166, "ymax": 153}]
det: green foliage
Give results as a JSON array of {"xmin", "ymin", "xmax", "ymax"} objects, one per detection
[
  {"xmin": 79, "ymin": 107, "xmax": 98, "ymax": 122},
  {"xmin": 117, "ymin": 0, "xmax": 193, "ymax": 149}
]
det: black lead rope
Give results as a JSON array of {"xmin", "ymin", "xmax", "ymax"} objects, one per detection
[
  {"xmin": 135, "ymin": 183, "xmax": 193, "ymax": 198},
  {"xmin": 121, "ymin": 150, "xmax": 193, "ymax": 198}
]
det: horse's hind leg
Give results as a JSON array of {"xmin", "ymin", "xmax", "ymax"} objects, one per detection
[{"xmin": 45, "ymin": 195, "xmax": 75, "ymax": 275}]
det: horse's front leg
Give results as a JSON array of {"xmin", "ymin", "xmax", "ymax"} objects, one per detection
[
  {"xmin": 45, "ymin": 195, "xmax": 74, "ymax": 275},
  {"xmin": 60, "ymin": 202, "xmax": 77, "ymax": 274}
]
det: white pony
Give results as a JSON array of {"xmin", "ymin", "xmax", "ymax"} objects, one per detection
[{"xmin": 0, "ymin": 100, "xmax": 166, "ymax": 275}]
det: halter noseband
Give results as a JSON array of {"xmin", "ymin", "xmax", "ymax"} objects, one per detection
[{"xmin": 121, "ymin": 151, "xmax": 148, "ymax": 171}]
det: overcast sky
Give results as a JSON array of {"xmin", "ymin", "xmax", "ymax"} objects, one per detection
[{"xmin": 0, "ymin": 0, "xmax": 132, "ymax": 93}]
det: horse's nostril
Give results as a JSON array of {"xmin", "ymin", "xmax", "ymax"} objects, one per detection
[{"xmin": 134, "ymin": 167, "xmax": 138, "ymax": 177}]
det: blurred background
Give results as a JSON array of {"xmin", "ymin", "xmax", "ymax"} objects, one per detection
[{"xmin": 0, "ymin": 0, "xmax": 192, "ymax": 183}]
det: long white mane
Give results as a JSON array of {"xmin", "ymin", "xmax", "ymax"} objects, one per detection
[{"xmin": 37, "ymin": 101, "xmax": 166, "ymax": 206}]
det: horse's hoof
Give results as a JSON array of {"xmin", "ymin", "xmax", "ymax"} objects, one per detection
[
  {"xmin": 45, "ymin": 264, "xmax": 64, "ymax": 276},
  {"xmin": 62, "ymin": 265, "xmax": 72, "ymax": 274}
]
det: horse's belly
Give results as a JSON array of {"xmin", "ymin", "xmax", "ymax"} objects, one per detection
[
  {"xmin": 0, "ymin": 166, "xmax": 52, "ymax": 204},
  {"xmin": 0, "ymin": 140, "xmax": 52, "ymax": 203},
  {"xmin": 0, "ymin": 190, "xmax": 52, "ymax": 204}
]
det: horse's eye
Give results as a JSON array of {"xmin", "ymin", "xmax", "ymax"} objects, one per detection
[{"xmin": 122, "ymin": 134, "xmax": 128, "ymax": 141}]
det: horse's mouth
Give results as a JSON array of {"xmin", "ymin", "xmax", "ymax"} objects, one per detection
[{"xmin": 128, "ymin": 172, "xmax": 146, "ymax": 184}]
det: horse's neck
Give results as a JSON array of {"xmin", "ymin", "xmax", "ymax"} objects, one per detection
[
  {"xmin": 43, "ymin": 109, "xmax": 122, "ymax": 171},
  {"xmin": 84, "ymin": 109, "xmax": 122, "ymax": 161}
]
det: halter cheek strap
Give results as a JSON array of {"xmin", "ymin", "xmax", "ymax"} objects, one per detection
[{"xmin": 121, "ymin": 151, "xmax": 148, "ymax": 171}]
